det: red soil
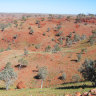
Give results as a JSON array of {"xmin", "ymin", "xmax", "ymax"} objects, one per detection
[{"xmin": 0, "ymin": 14, "xmax": 96, "ymax": 88}]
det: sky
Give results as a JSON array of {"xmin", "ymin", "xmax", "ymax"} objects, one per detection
[{"xmin": 0, "ymin": 0, "xmax": 96, "ymax": 14}]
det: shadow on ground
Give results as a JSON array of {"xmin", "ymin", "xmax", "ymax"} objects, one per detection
[
  {"xmin": 56, "ymin": 82, "xmax": 95, "ymax": 89},
  {"xmin": 0, "ymin": 87, "xmax": 6, "ymax": 90}
]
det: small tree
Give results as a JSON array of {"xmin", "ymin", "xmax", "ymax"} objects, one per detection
[
  {"xmin": 52, "ymin": 43, "xmax": 60, "ymax": 53},
  {"xmin": 81, "ymin": 34, "xmax": 86, "ymax": 40},
  {"xmin": 38, "ymin": 23, "xmax": 41, "ymax": 28},
  {"xmin": 24, "ymin": 48, "xmax": 28, "ymax": 56},
  {"xmin": 5, "ymin": 45, "xmax": 11, "ymax": 51},
  {"xmin": 89, "ymin": 30, "xmax": 96, "ymax": 45},
  {"xmin": 45, "ymin": 45, "xmax": 51, "ymax": 52},
  {"xmin": 81, "ymin": 48, "xmax": 87, "ymax": 54},
  {"xmin": 65, "ymin": 37, "xmax": 72, "ymax": 47},
  {"xmin": 29, "ymin": 29, "xmax": 34, "ymax": 35},
  {"xmin": 37, "ymin": 67, "xmax": 48, "ymax": 89},
  {"xmin": 18, "ymin": 58, "xmax": 28, "ymax": 69},
  {"xmin": 77, "ymin": 53, "xmax": 82, "ymax": 62},
  {"xmin": 89, "ymin": 36, "xmax": 95, "ymax": 46},
  {"xmin": 73, "ymin": 34, "xmax": 80, "ymax": 42},
  {"xmin": 22, "ymin": 16, "xmax": 26, "ymax": 21},
  {"xmin": 0, "ymin": 62, "xmax": 17, "ymax": 90},
  {"xmin": 72, "ymin": 74, "xmax": 80, "ymax": 82},
  {"xmin": 58, "ymin": 37, "xmax": 63, "ymax": 45},
  {"xmin": 55, "ymin": 31, "xmax": 62, "ymax": 36},
  {"xmin": 35, "ymin": 20, "xmax": 40, "ymax": 24},
  {"xmin": 47, "ymin": 28, "xmax": 50, "ymax": 32},
  {"xmin": 61, "ymin": 73, "xmax": 66, "ymax": 82}
]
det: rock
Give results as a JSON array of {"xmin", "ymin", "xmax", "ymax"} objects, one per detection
[
  {"xmin": 82, "ymin": 92, "xmax": 93, "ymax": 96},
  {"xmin": 88, "ymin": 92, "xmax": 92, "ymax": 96},
  {"xmin": 90, "ymin": 89, "xmax": 96, "ymax": 95},
  {"xmin": 17, "ymin": 81, "xmax": 26, "ymax": 89},
  {"xmin": 82, "ymin": 92, "xmax": 88, "ymax": 96},
  {"xmin": 75, "ymin": 92, "xmax": 81, "ymax": 96}
]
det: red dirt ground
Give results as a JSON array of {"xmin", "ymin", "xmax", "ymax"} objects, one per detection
[{"xmin": 0, "ymin": 14, "xmax": 96, "ymax": 88}]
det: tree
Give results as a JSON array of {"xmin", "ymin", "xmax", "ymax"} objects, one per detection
[
  {"xmin": 0, "ymin": 62, "xmax": 17, "ymax": 90},
  {"xmin": 18, "ymin": 58, "xmax": 28, "ymax": 70},
  {"xmin": 37, "ymin": 67, "xmax": 48, "ymax": 89},
  {"xmin": 79, "ymin": 59, "xmax": 96, "ymax": 86}
]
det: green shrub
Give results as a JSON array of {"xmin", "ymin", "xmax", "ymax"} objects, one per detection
[
  {"xmin": 65, "ymin": 37, "xmax": 72, "ymax": 47},
  {"xmin": 22, "ymin": 16, "xmax": 26, "ymax": 21},
  {"xmin": 29, "ymin": 29, "xmax": 34, "ymax": 35},
  {"xmin": 58, "ymin": 37, "xmax": 63, "ymax": 45},
  {"xmin": 55, "ymin": 31, "xmax": 62, "ymax": 36},
  {"xmin": 77, "ymin": 53, "xmax": 82, "ymax": 62},
  {"xmin": 45, "ymin": 45, "xmax": 51, "ymax": 52},
  {"xmin": 0, "ymin": 48, "xmax": 4, "ymax": 52},
  {"xmin": 35, "ymin": 20, "xmax": 40, "ymax": 24},
  {"xmin": 38, "ymin": 23, "xmax": 41, "ymax": 28},
  {"xmin": 47, "ymin": 28, "xmax": 50, "ymax": 32},
  {"xmin": 72, "ymin": 74, "xmax": 80, "ymax": 82},
  {"xmin": 81, "ymin": 48, "xmax": 87, "ymax": 54},
  {"xmin": 35, "ymin": 44, "xmax": 41, "ymax": 49},
  {"xmin": 52, "ymin": 44, "xmax": 60, "ymax": 53},
  {"xmin": 24, "ymin": 48, "xmax": 28, "ymax": 56},
  {"xmin": 5, "ymin": 45, "xmax": 11, "ymax": 51},
  {"xmin": 61, "ymin": 73, "xmax": 66, "ymax": 80},
  {"xmin": 18, "ymin": 58, "xmax": 28, "ymax": 69},
  {"xmin": 73, "ymin": 34, "xmax": 81, "ymax": 42}
]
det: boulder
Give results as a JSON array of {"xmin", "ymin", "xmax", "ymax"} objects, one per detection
[
  {"xmin": 75, "ymin": 92, "xmax": 81, "ymax": 96},
  {"xmin": 82, "ymin": 92, "xmax": 88, "ymax": 96},
  {"xmin": 17, "ymin": 81, "xmax": 26, "ymax": 89},
  {"xmin": 90, "ymin": 89, "xmax": 96, "ymax": 95}
]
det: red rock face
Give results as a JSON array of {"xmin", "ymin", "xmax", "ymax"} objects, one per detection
[{"xmin": 17, "ymin": 81, "xmax": 26, "ymax": 89}]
